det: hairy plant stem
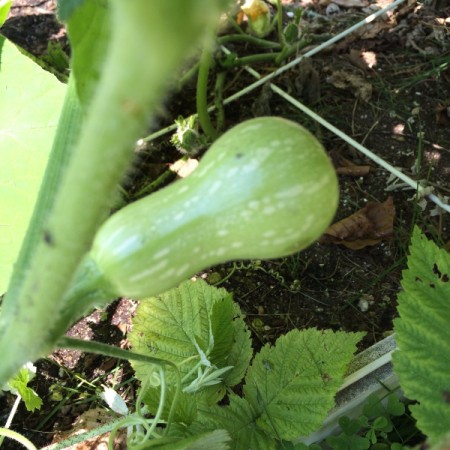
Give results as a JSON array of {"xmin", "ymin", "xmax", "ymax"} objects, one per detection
[
  {"xmin": 0, "ymin": 0, "xmax": 226, "ymax": 388},
  {"xmin": 57, "ymin": 336, "xmax": 177, "ymax": 369},
  {"xmin": 196, "ymin": 43, "xmax": 218, "ymax": 140},
  {"xmin": 221, "ymin": 37, "xmax": 312, "ymax": 68},
  {"xmin": 214, "ymin": 71, "xmax": 226, "ymax": 132},
  {"xmin": 218, "ymin": 33, "xmax": 281, "ymax": 48},
  {"xmin": 57, "ymin": 337, "xmax": 182, "ymax": 437},
  {"xmin": 276, "ymin": 0, "xmax": 287, "ymax": 48},
  {"xmin": 0, "ymin": 429, "xmax": 36, "ymax": 450}
]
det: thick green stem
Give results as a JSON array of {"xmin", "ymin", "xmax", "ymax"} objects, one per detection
[
  {"xmin": 218, "ymin": 33, "xmax": 281, "ymax": 48},
  {"xmin": 0, "ymin": 0, "xmax": 226, "ymax": 388},
  {"xmin": 276, "ymin": 0, "xmax": 286, "ymax": 48},
  {"xmin": 214, "ymin": 71, "xmax": 226, "ymax": 132},
  {"xmin": 0, "ymin": 429, "xmax": 36, "ymax": 450},
  {"xmin": 196, "ymin": 44, "xmax": 218, "ymax": 140},
  {"xmin": 57, "ymin": 337, "xmax": 182, "ymax": 436},
  {"xmin": 57, "ymin": 337, "xmax": 177, "ymax": 369}
]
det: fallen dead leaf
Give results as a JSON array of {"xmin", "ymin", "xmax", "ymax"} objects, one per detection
[
  {"xmin": 320, "ymin": 197, "xmax": 395, "ymax": 250},
  {"xmin": 325, "ymin": 69, "xmax": 373, "ymax": 102},
  {"xmin": 357, "ymin": 20, "xmax": 392, "ymax": 40},
  {"xmin": 332, "ymin": 0, "xmax": 369, "ymax": 7},
  {"xmin": 319, "ymin": 0, "xmax": 368, "ymax": 6},
  {"xmin": 44, "ymin": 408, "xmax": 126, "ymax": 450},
  {"xmin": 348, "ymin": 49, "xmax": 377, "ymax": 70},
  {"xmin": 436, "ymin": 103, "xmax": 450, "ymax": 126},
  {"xmin": 330, "ymin": 150, "xmax": 372, "ymax": 177},
  {"xmin": 169, "ymin": 158, "xmax": 199, "ymax": 178}
]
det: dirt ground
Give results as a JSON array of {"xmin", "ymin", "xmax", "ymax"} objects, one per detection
[{"xmin": 0, "ymin": 0, "xmax": 449, "ymax": 447}]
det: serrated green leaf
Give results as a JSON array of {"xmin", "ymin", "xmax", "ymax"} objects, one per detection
[
  {"xmin": 64, "ymin": 0, "xmax": 110, "ymax": 106},
  {"xmin": 130, "ymin": 280, "xmax": 228, "ymax": 380},
  {"xmin": 144, "ymin": 429, "xmax": 231, "ymax": 450},
  {"xmin": 7, "ymin": 366, "xmax": 42, "ymax": 412},
  {"xmin": 222, "ymin": 303, "xmax": 253, "ymax": 387},
  {"xmin": 392, "ymin": 227, "xmax": 450, "ymax": 443},
  {"xmin": 197, "ymin": 394, "xmax": 276, "ymax": 450},
  {"xmin": 0, "ymin": 37, "xmax": 65, "ymax": 294},
  {"xmin": 129, "ymin": 280, "xmax": 251, "ymax": 392},
  {"xmin": 209, "ymin": 296, "xmax": 235, "ymax": 367},
  {"xmin": 17, "ymin": 384, "xmax": 42, "ymax": 412},
  {"xmin": 141, "ymin": 384, "xmax": 210, "ymax": 425},
  {"xmin": 326, "ymin": 433, "xmax": 370, "ymax": 450},
  {"xmin": 0, "ymin": 0, "xmax": 12, "ymax": 27},
  {"xmin": 244, "ymin": 328, "xmax": 364, "ymax": 440}
]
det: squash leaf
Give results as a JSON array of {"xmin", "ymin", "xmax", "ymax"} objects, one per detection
[
  {"xmin": 0, "ymin": 36, "xmax": 65, "ymax": 295},
  {"xmin": 63, "ymin": 0, "xmax": 110, "ymax": 107},
  {"xmin": 57, "ymin": 0, "xmax": 87, "ymax": 21},
  {"xmin": 0, "ymin": 0, "xmax": 11, "ymax": 28},
  {"xmin": 393, "ymin": 227, "xmax": 450, "ymax": 443},
  {"xmin": 244, "ymin": 328, "xmax": 364, "ymax": 440}
]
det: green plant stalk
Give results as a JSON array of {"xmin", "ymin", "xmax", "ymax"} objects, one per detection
[
  {"xmin": 57, "ymin": 337, "xmax": 177, "ymax": 370},
  {"xmin": 0, "ymin": 428, "xmax": 36, "ymax": 450},
  {"xmin": 222, "ymin": 38, "xmax": 312, "ymax": 68},
  {"xmin": 0, "ymin": 395, "xmax": 21, "ymax": 448},
  {"xmin": 214, "ymin": 71, "xmax": 226, "ymax": 132},
  {"xmin": 196, "ymin": 43, "xmax": 219, "ymax": 140},
  {"xmin": 276, "ymin": 0, "xmax": 287, "ymax": 48},
  {"xmin": 58, "ymin": 336, "xmax": 182, "ymax": 437},
  {"xmin": 0, "ymin": 0, "xmax": 226, "ymax": 388},
  {"xmin": 218, "ymin": 33, "xmax": 281, "ymax": 48}
]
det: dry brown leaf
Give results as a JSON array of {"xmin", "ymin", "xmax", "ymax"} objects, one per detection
[
  {"xmin": 357, "ymin": 21, "xmax": 392, "ymax": 39},
  {"xmin": 321, "ymin": 197, "xmax": 395, "ymax": 250},
  {"xmin": 330, "ymin": 150, "xmax": 372, "ymax": 177},
  {"xmin": 337, "ymin": 165, "xmax": 372, "ymax": 176},
  {"xmin": 326, "ymin": 70, "xmax": 373, "ymax": 102},
  {"xmin": 44, "ymin": 408, "xmax": 126, "ymax": 450},
  {"xmin": 332, "ymin": 0, "xmax": 369, "ymax": 7},
  {"xmin": 169, "ymin": 158, "xmax": 199, "ymax": 178},
  {"xmin": 436, "ymin": 103, "xmax": 450, "ymax": 126},
  {"xmin": 348, "ymin": 49, "xmax": 377, "ymax": 70}
]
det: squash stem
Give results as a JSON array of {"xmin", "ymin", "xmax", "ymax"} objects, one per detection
[{"xmin": 0, "ymin": 0, "xmax": 226, "ymax": 388}]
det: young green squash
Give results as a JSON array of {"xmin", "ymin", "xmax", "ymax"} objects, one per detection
[{"xmin": 89, "ymin": 117, "xmax": 338, "ymax": 298}]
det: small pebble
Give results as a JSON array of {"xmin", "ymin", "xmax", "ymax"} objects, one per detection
[
  {"xmin": 358, "ymin": 298, "xmax": 369, "ymax": 312},
  {"xmin": 326, "ymin": 3, "xmax": 341, "ymax": 16}
]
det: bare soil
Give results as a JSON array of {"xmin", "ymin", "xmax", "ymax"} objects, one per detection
[{"xmin": 0, "ymin": 0, "xmax": 449, "ymax": 447}]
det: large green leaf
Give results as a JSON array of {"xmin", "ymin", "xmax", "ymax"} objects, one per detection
[
  {"xmin": 244, "ymin": 328, "xmax": 364, "ymax": 440},
  {"xmin": 129, "ymin": 279, "xmax": 252, "ymax": 390},
  {"xmin": 57, "ymin": 0, "xmax": 87, "ymax": 21},
  {"xmin": 197, "ymin": 394, "xmax": 277, "ymax": 450},
  {"xmin": 0, "ymin": 0, "xmax": 11, "ymax": 28},
  {"xmin": 0, "ymin": 37, "xmax": 65, "ymax": 294},
  {"xmin": 64, "ymin": 0, "xmax": 110, "ymax": 107},
  {"xmin": 393, "ymin": 227, "xmax": 450, "ymax": 443},
  {"xmin": 146, "ymin": 429, "xmax": 231, "ymax": 450}
]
